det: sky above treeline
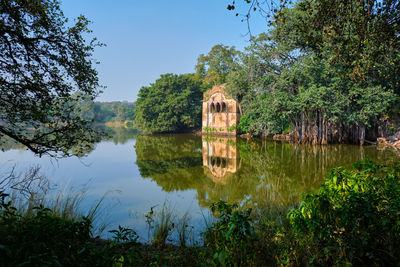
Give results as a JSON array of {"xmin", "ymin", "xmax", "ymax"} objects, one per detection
[{"xmin": 61, "ymin": 0, "xmax": 267, "ymax": 102}]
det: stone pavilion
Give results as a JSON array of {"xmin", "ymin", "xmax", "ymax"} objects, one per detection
[{"xmin": 201, "ymin": 84, "xmax": 240, "ymax": 135}]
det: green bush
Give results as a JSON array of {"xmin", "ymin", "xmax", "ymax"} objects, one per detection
[
  {"xmin": 204, "ymin": 201, "xmax": 256, "ymax": 266},
  {"xmin": 226, "ymin": 123, "xmax": 236, "ymax": 133},
  {"xmin": 0, "ymin": 192, "xmax": 95, "ymax": 266},
  {"xmin": 238, "ymin": 114, "xmax": 252, "ymax": 134},
  {"xmin": 0, "ymin": 191, "xmax": 142, "ymax": 266},
  {"xmin": 288, "ymin": 159, "xmax": 400, "ymax": 265}
]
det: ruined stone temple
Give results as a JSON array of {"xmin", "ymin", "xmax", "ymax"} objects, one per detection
[{"xmin": 202, "ymin": 84, "xmax": 241, "ymax": 135}]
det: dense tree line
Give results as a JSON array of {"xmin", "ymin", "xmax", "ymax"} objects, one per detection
[
  {"xmin": 132, "ymin": 1, "xmax": 399, "ymax": 144},
  {"xmin": 226, "ymin": 0, "xmax": 400, "ymax": 145},
  {"xmin": 72, "ymin": 94, "xmax": 135, "ymax": 124},
  {"xmin": 93, "ymin": 102, "xmax": 135, "ymax": 123},
  {"xmin": 134, "ymin": 73, "xmax": 204, "ymax": 133}
]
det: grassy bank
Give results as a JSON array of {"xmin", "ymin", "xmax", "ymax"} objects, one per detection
[{"xmin": 1, "ymin": 159, "xmax": 400, "ymax": 266}]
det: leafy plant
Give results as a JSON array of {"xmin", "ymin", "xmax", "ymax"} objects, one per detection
[
  {"xmin": 226, "ymin": 123, "xmax": 236, "ymax": 133},
  {"xmin": 289, "ymin": 159, "xmax": 400, "ymax": 265},
  {"xmin": 205, "ymin": 201, "xmax": 256, "ymax": 266},
  {"xmin": 135, "ymin": 73, "xmax": 204, "ymax": 133},
  {"xmin": 106, "ymin": 226, "xmax": 143, "ymax": 266}
]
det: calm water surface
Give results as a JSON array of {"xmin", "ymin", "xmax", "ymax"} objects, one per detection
[{"xmin": 0, "ymin": 128, "xmax": 396, "ymax": 240}]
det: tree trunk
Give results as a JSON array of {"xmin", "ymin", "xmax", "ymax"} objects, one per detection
[
  {"xmin": 359, "ymin": 124, "xmax": 366, "ymax": 146},
  {"xmin": 300, "ymin": 112, "xmax": 305, "ymax": 143}
]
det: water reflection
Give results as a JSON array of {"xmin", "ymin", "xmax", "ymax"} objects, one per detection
[
  {"xmin": 135, "ymin": 134, "xmax": 396, "ymax": 210},
  {"xmin": 0, "ymin": 126, "xmax": 138, "ymax": 155},
  {"xmin": 0, "ymin": 130, "xmax": 397, "ymax": 238},
  {"xmin": 202, "ymin": 136, "xmax": 241, "ymax": 184}
]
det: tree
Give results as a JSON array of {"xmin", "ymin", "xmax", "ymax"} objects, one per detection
[
  {"xmin": 195, "ymin": 44, "xmax": 239, "ymax": 88},
  {"xmin": 273, "ymin": 0, "xmax": 400, "ymax": 86},
  {"xmin": 228, "ymin": 0, "xmax": 400, "ymax": 88},
  {"xmin": 226, "ymin": 3, "xmax": 397, "ymax": 144},
  {"xmin": 0, "ymin": 0, "xmax": 103, "ymax": 157},
  {"xmin": 134, "ymin": 73, "xmax": 204, "ymax": 133}
]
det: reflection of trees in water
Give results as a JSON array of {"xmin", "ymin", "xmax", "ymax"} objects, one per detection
[
  {"xmin": 0, "ymin": 132, "xmax": 97, "ymax": 156},
  {"xmin": 135, "ymin": 134, "xmax": 202, "ymax": 161},
  {"xmin": 137, "ymin": 158, "xmax": 202, "ymax": 177},
  {"xmin": 135, "ymin": 134, "xmax": 205, "ymax": 191},
  {"xmin": 233, "ymin": 140, "xmax": 395, "ymax": 208},
  {"xmin": 98, "ymin": 126, "xmax": 138, "ymax": 145},
  {"xmin": 134, "ymin": 135, "xmax": 396, "ymax": 210},
  {"xmin": 0, "ymin": 126, "xmax": 138, "ymax": 154}
]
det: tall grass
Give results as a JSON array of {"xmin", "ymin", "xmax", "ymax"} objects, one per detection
[
  {"xmin": 176, "ymin": 210, "xmax": 193, "ymax": 247},
  {"xmin": 144, "ymin": 201, "xmax": 208, "ymax": 247},
  {"xmin": 152, "ymin": 201, "xmax": 175, "ymax": 247},
  {"xmin": 2, "ymin": 165, "xmax": 110, "ymax": 236}
]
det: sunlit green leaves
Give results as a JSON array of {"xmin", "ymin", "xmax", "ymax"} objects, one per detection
[
  {"xmin": 0, "ymin": 0, "xmax": 103, "ymax": 157},
  {"xmin": 135, "ymin": 74, "xmax": 204, "ymax": 133}
]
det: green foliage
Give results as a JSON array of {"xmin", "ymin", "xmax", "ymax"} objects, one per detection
[
  {"xmin": 106, "ymin": 226, "xmax": 143, "ymax": 266},
  {"xmin": 3, "ymin": 157, "xmax": 400, "ymax": 266},
  {"xmin": 205, "ymin": 201, "xmax": 256, "ymax": 266},
  {"xmin": 0, "ymin": 191, "xmax": 143, "ymax": 266},
  {"xmin": 237, "ymin": 114, "xmax": 251, "ymax": 134},
  {"xmin": 135, "ymin": 74, "xmax": 204, "ymax": 133},
  {"xmin": 276, "ymin": 0, "xmax": 400, "ymax": 86},
  {"xmin": 226, "ymin": 124, "xmax": 236, "ymax": 133},
  {"xmin": 226, "ymin": 1, "xmax": 399, "ymax": 140},
  {"xmin": 94, "ymin": 102, "xmax": 135, "ymax": 123},
  {"xmin": 125, "ymin": 121, "xmax": 134, "ymax": 128},
  {"xmin": 203, "ymin": 126, "xmax": 219, "ymax": 135},
  {"xmin": 74, "ymin": 100, "xmax": 136, "ymax": 124},
  {"xmin": 0, "ymin": 192, "xmax": 95, "ymax": 266},
  {"xmin": 0, "ymin": 0, "xmax": 103, "ymax": 157},
  {"xmin": 195, "ymin": 44, "xmax": 239, "ymax": 88},
  {"xmin": 289, "ymin": 159, "xmax": 400, "ymax": 265}
]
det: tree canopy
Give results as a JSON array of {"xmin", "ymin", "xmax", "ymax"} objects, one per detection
[
  {"xmin": 195, "ymin": 44, "xmax": 239, "ymax": 88},
  {"xmin": 226, "ymin": 0, "xmax": 399, "ymax": 144},
  {"xmin": 134, "ymin": 73, "xmax": 204, "ymax": 133},
  {"xmin": 0, "ymin": 0, "xmax": 103, "ymax": 157}
]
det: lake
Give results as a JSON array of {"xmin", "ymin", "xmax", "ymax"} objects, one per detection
[{"xmin": 0, "ymin": 128, "xmax": 396, "ymax": 242}]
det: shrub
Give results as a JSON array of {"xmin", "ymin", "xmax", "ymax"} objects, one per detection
[
  {"xmin": 226, "ymin": 123, "xmax": 236, "ymax": 133},
  {"xmin": 238, "ymin": 114, "xmax": 252, "ymax": 134},
  {"xmin": 204, "ymin": 201, "xmax": 256, "ymax": 266},
  {"xmin": 0, "ymin": 191, "xmax": 142, "ymax": 266},
  {"xmin": 288, "ymin": 159, "xmax": 400, "ymax": 265},
  {"xmin": 0, "ymin": 191, "xmax": 95, "ymax": 266}
]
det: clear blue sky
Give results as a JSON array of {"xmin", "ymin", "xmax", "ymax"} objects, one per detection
[{"xmin": 61, "ymin": 1, "xmax": 267, "ymax": 102}]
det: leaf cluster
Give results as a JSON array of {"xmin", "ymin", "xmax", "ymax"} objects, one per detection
[
  {"xmin": 226, "ymin": 1, "xmax": 399, "ymax": 137},
  {"xmin": 135, "ymin": 74, "xmax": 204, "ymax": 133},
  {"xmin": 0, "ymin": 0, "xmax": 103, "ymax": 157},
  {"xmin": 289, "ymin": 159, "xmax": 400, "ymax": 265},
  {"xmin": 0, "ymin": 191, "xmax": 143, "ymax": 266}
]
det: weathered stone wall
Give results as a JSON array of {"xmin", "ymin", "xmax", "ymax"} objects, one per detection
[{"xmin": 202, "ymin": 84, "xmax": 240, "ymax": 135}]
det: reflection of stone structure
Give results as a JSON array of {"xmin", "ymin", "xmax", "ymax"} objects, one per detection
[
  {"xmin": 202, "ymin": 136, "xmax": 240, "ymax": 184},
  {"xmin": 202, "ymin": 84, "xmax": 240, "ymax": 135}
]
